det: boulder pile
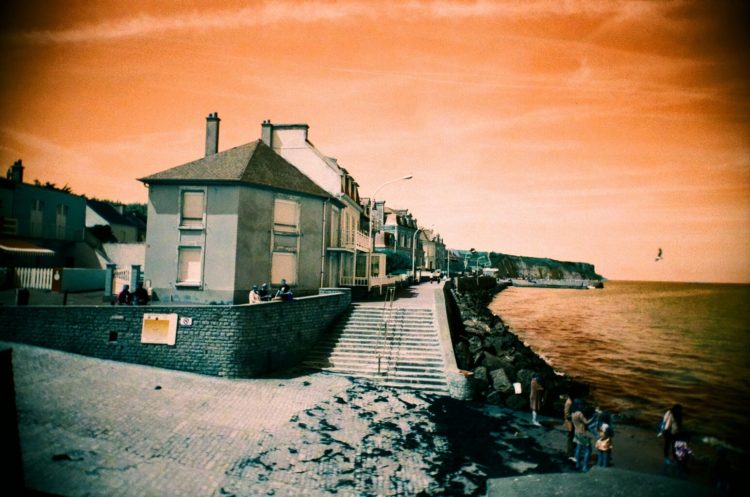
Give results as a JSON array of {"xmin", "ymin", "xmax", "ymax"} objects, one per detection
[{"xmin": 449, "ymin": 282, "xmax": 588, "ymax": 416}]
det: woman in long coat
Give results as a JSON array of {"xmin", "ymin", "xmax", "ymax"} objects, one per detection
[{"xmin": 530, "ymin": 375, "xmax": 544, "ymax": 426}]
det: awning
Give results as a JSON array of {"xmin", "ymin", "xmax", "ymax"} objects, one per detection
[{"xmin": 0, "ymin": 239, "xmax": 55, "ymax": 255}]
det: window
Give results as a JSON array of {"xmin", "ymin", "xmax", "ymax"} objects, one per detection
[
  {"xmin": 273, "ymin": 197, "xmax": 300, "ymax": 284},
  {"xmin": 177, "ymin": 246, "xmax": 202, "ymax": 285},
  {"xmin": 272, "ymin": 252, "xmax": 297, "ymax": 285},
  {"xmin": 274, "ymin": 198, "xmax": 298, "ymax": 232},
  {"xmin": 56, "ymin": 204, "xmax": 68, "ymax": 239},
  {"xmin": 180, "ymin": 191, "xmax": 204, "ymax": 228},
  {"xmin": 330, "ymin": 207, "xmax": 340, "ymax": 247},
  {"xmin": 30, "ymin": 199, "xmax": 44, "ymax": 237}
]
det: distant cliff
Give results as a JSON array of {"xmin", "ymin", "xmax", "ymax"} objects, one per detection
[{"xmin": 487, "ymin": 252, "xmax": 603, "ymax": 281}]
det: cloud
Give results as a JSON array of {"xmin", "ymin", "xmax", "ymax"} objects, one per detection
[{"xmin": 8, "ymin": 1, "xmax": 645, "ymax": 45}]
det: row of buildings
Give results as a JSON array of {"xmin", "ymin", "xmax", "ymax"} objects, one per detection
[{"xmin": 1, "ymin": 115, "xmax": 448, "ymax": 303}]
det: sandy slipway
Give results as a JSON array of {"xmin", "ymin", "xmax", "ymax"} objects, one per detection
[{"xmin": 6, "ymin": 341, "xmax": 722, "ymax": 497}]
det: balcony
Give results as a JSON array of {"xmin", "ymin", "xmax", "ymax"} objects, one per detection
[
  {"xmin": 340, "ymin": 275, "xmax": 369, "ymax": 287},
  {"xmin": 340, "ymin": 229, "xmax": 371, "ymax": 252}
]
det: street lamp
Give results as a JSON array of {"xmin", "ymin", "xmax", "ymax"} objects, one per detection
[{"xmin": 366, "ymin": 174, "xmax": 413, "ymax": 288}]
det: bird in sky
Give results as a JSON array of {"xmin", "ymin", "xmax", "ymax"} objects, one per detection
[{"xmin": 655, "ymin": 248, "xmax": 663, "ymax": 262}]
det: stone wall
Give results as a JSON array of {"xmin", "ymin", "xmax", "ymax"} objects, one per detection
[
  {"xmin": 0, "ymin": 289, "xmax": 350, "ymax": 378},
  {"xmin": 445, "ymin": 283, "xmax": 588, "ymax": 415}
]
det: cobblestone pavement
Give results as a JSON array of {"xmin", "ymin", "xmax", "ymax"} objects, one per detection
[{"xmin": 5, "ymin": 341, "xmax": 573, "ymax": 497}]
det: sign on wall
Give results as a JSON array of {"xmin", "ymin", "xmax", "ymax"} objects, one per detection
[{"xmin": 141, "ymin": 313, "xmax": 178, "ymax": 345}]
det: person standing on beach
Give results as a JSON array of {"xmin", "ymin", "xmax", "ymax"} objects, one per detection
[
  {"xmin": 530, "ymin": 375, "xmax": 544, "ymax": 427},
  {"xmin": 562, "ymin": 393, "xmax": 575, "ymax": 457},
  {"xmin": 595, "ymin": 422, "xmax": 613, "ymax": 467},
  {"xmin": 659, "ymin": 404, "xmax": 683, "ymax": 466},
  {"xmin": 572, "ymin": 400, "xmax": 594, "ymax": 472}
]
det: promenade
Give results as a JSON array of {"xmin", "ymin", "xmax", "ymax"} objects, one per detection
[{"xmin": 3, "ymin": 283, "xmax": 721, "ymax": 497}]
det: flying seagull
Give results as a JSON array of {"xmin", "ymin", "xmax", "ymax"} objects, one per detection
[{"xmin": 655, "ymin": 248, "xmax": 663, "ymax": 262}]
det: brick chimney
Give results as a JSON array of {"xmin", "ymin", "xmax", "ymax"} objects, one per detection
[
  {"xmin": 6, "ymin": 159, "xmax": 24, "ymax": 183},
  {"xmin": 205, "ymin": 112, "xmax": 220, "ymax": 156},
  {"xmin": 261, "ymin": 120, "xmax": 273, "ymax": 148}
]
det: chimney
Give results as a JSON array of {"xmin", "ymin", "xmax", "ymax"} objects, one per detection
[
  {"xmin": 261, "ymin": 119, "xmax": 273, "ymax": 148},
  {"xmin": 205, "ymin": 112, "xmax": 220, "ymax": 156},
  {"xmin": 6, "ymin": 159, "xmax": 24, "ymax": 183}
]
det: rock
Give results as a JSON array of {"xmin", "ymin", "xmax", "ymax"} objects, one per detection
[
  {"xmin": 489, "ymin": 368, "xmax": 513, "ymax": 393},
  {"xmin": 505, "ymin": 394, "xmax": 528, "ymax": 410},
  {"xmin": 485, "ymin": 390, "xmax": 504, "ymax": 405},
  {"xmin": 471, "ymin": 366, "xmax": 490, "ymax": 393},
  {"xmin": 484, "ymin": 336, "xmax": 506, "ymax": 355},
  {"xmin": 467, "ymin": 336, "xmax": 483, "ymax": 354},
  {"xmin": 455, "ymin": 341, "xmax": 472, "ymax": 371},
  {"xmin": 482, "ymin": 352, "xmax": 513, "ymax": 371},
  {"xmin": 463, "ymin": 319, "xmax": 491, "ymax": 335}
]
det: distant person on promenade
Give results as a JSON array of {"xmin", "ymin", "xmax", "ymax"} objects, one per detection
[
  {"xmin": 117, "ymin": 284, "xmax": 132, "ymax": 305},
  {"xmin": 659, "ymin": 403, "xmax": 683, "ymax": 467},
  {"xmin": 529, "ymin": 374, "xmax": 544, "ymax": 426},
  {"xmin": 133, "ymin": 282, "xmax": 150, "ymax": 305},
  {"xmin": 572, "ymin": 400, "xmax": 593, "ymax": 472},
  {"xmin": 258, "ymin": 283, "xmax": 271, "ymax": 302},
  {"xmin": 561, "ymin": 393, "xmax": 575, "ymax": 457},
  {"xmin": 249, "ymin": 285, "xmax": 261, "ymax": 304}
]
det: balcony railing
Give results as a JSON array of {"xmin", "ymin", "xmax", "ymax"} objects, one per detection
[
  {"xmin": 339, "ymin": 229, "xmax": 371, "ymax": 252},
  {"xmin": 339, "ymin": 275, "xmax": 369, "ymax": 287}
]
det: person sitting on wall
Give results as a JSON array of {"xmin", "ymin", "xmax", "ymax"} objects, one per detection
[
  {"xmin": 133, "ymin": 282, "xmax": 150, "ymax": 305},
  {"xmin": 249, "ymin": 285, "xmax": 261, "ymax": 304},
  {"xmin": 117, "ymin": 284, "xmax": 132, "ymax": 305},
  {"xmin": 274, "ymin": 279, "xmax": 293, "ymax": 301},
  {"xmin": 258, "ymin": 283, "xmax": 271, "ymax": 302}
]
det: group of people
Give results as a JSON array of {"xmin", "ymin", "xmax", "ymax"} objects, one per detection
[
  {"xmin": 249, "ymin": 279, "xmax": 293, "ymax": 303},
  {"xmin": 559, "ymin": 394, "xmax": 615, "ymax": 472},
  {"xmin": 116, "ymin": 282, "xmax": 150, "ymax": 305},
  {"xmin": 559, "ymin": 394, "xmax": 692, "ymax": 475}
]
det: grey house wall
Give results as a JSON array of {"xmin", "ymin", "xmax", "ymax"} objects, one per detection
[
  {"xmin": 0, "ymin": 290, "xmax": 351, "ymax": 378},
  {"xmin": 146, "ymin": 184, "xmax": 240, "ymax": 304},
  {"xmin": 147, "ymin": 183, "xmax": 329, "ymax": 305}
]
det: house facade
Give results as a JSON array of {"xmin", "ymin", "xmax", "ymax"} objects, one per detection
[
  {"xmin": 372, "ymin": 204, "xmax": 423, "ymax": 276},
  {"xmin": 260, "ymin": 121, "xmax": 374, "ymax": 289},
  {"xmin": 419, "ymin": 228, "xmax": 446, "ymax": 272},
  {"xmin": 140, "ymin": 115, "xmax": 340, "ymax": 304},
  {"xmin": 86, "ymin": 199, "xmax": 141, "ymax": 243},
  {"xmin": 1, "ymin": 160, "xmax": 86, "ymax": 267}
]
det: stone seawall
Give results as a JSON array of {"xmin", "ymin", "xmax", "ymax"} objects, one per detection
[
  {"xmin": 0, "ymin": 289, "xmax": 351, "ymax": 378},
  {"xmin": 446, "ymin": 281, "xmax": 588, "ymax": 415}
]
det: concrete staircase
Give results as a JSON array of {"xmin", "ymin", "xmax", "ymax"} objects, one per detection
[{"xmin": 302, "ymin": 304, "xmax": 449, "ymax": 395}]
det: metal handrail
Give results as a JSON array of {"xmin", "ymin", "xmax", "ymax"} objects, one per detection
[{"xmin": 377, "ymin": 286, "xmax": 396, "ymax": 374}]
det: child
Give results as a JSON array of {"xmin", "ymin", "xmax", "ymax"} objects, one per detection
[
  {"xmin": 674, "ymin": 439, "xmax": 693, "ymax": 478},
  {"xmin": 595, "ymin": 423, "xmax": 613, "ymax": 467}
]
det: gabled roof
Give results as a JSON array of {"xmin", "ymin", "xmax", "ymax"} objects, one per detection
[
  {"xmin": 87, "ymin": 200, "xmax": 133, "ymax": 226},
  {"xmin": 139, "ymin": 140, "xmax": 332, "ymax": 200}
]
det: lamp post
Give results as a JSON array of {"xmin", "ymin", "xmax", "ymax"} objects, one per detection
[{"xmin": 366, "ymin": 174, "xmax": 413, "ymax": 289}]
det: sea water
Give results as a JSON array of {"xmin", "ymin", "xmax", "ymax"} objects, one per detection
[{"xmin": 489, "ymin": 280, "xmax": 750, "ymax": 451}]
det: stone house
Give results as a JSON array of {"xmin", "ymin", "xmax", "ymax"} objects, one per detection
[{"xmin": 139, "ymin": 114, "xmax": 341, "ymax": 304}]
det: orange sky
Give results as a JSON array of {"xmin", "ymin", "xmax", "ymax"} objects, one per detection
[{"xmin": 1, "ymin": 1, "xmax": 749, "ymax": 283}]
